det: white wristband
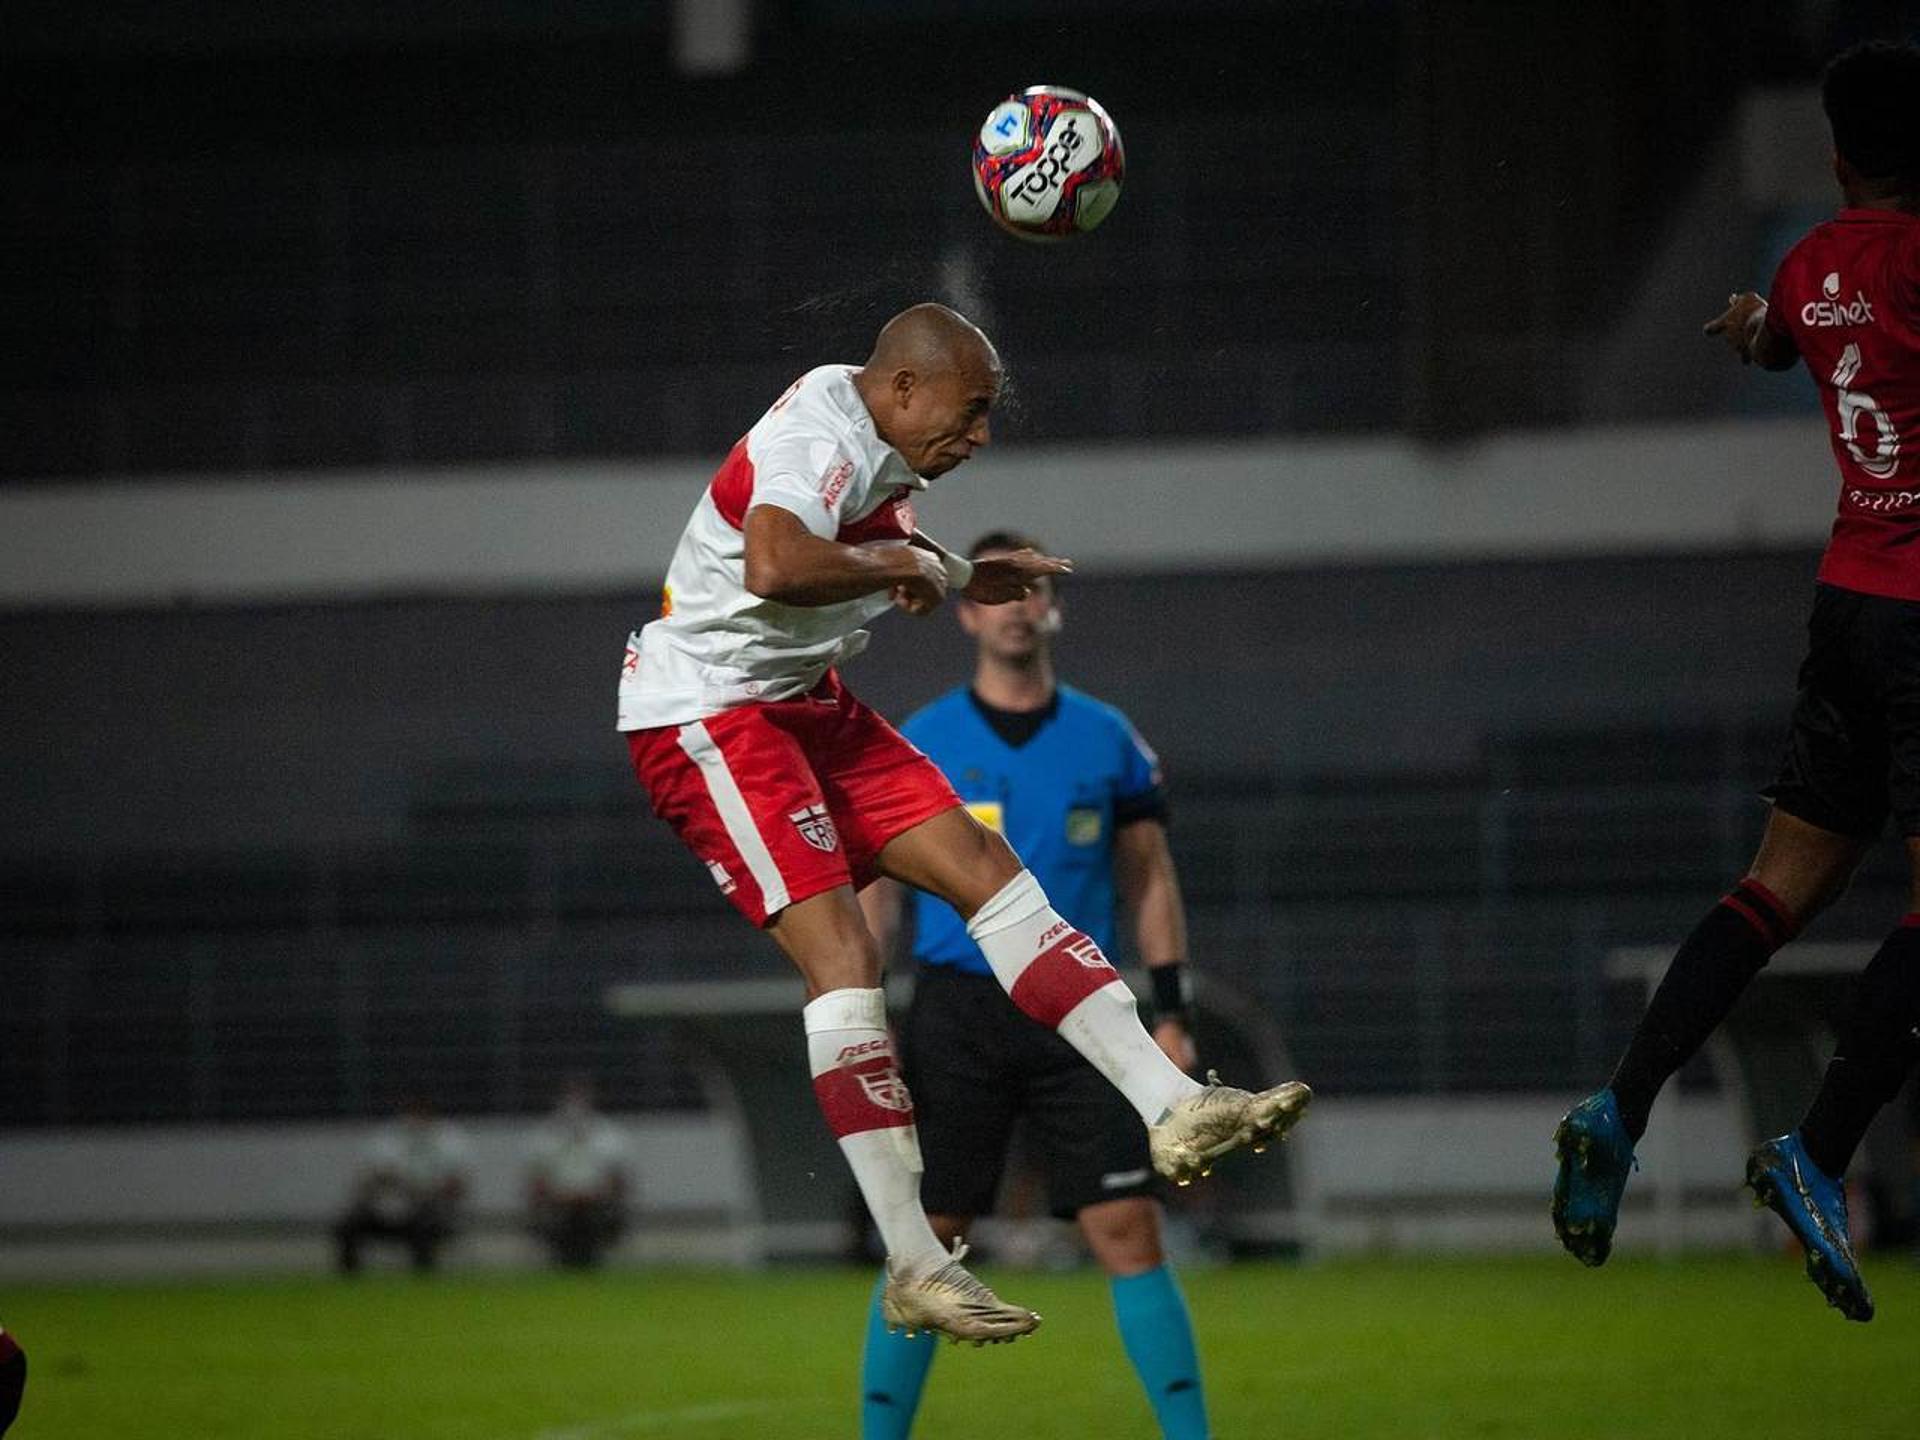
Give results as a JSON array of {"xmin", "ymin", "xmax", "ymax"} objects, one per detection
[{"xmin": 941, "ymin": 551, "xmax": 974, "ymax": 591}]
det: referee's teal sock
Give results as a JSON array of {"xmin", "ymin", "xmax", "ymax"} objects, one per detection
[
  {"xmin": 1112, "ymin": 1265, "xmax": 1209, "ymax": 1440},
  {"xmin": 861, "ymin": 1271, "xmax": 937, "ymax": 1440}
]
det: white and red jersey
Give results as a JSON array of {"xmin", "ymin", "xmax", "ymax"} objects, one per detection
[
  {"xmin": 1765, "ymin": 207, "xmax": 1920, "ymax": 601},
  {"xmin": 617, "ymin": 365, "xmax": 929, "ymax": 730}
]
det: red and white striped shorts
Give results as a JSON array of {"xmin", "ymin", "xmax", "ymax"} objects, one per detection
[{"xmin": 626, "ymin": 671, "xmax": 960, "ymax": 926}]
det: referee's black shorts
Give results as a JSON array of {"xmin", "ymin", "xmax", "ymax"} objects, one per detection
[
  {"xmin": 1766, "ymin": 583, "xmax": 1920, "ymax": 839},
  {"xmin": 902, "ymin": 960, "xmax": 1156, "ymax": 1221}
]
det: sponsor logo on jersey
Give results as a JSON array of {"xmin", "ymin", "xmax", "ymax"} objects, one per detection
[
  {"xmin": 1846, "ymin": 487, "xmax": 1920, "ymax": 512},
  {"xmin": 1038, "ymin": 919, "xmax": 1072, "ymax": 948},
  {"xmin": 622, "ymin": 641, "xmax": 639, "ymax": 675},
  {"xmin": 1801, "ymin": 273, "xmax": 1875, "ymax": 328},
  {"xmin": 856, "ymin": 1066, "xmax": 914, "ymax": 1113},
  {"xmin": 820, "ymin": 458, "xmax": 854, "ymax": 511},
  {"xmin": 789, "ymin": 803, "xmax": 839, "ymax": 852},
  {"xmin": 705, "ymin": 858, "xmax": 735, "ymax": 895},
  {"xmin": 836, "ymin": 1037, "xmax": 890, "ymax": 1063}
]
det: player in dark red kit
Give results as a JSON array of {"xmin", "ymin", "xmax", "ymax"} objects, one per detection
[
  {"xmin": 1552, "ymin": 40, "xmax": 1920, "ymax": 1321},
  {"xmin": 0, "ymin": 1325, "xmax": 24, "ymax": 1435}
]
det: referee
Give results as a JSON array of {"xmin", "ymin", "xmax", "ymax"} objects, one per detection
[{"xmin": 858, "ymin": 531, "xmax": 1211, "ymax": 1440}]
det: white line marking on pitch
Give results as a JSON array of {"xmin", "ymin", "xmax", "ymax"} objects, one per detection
[{"xmin": 533, "ymin": 1399, "xmax": 780, "ymax": 1439}]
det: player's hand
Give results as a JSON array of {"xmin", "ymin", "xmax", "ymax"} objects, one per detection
[
  {"xmin": 1152, "ymin": 1017, "xmax": 1198, "ymax": 1075},
  {"xmin": 962, "ymin": 549, "xmax": 1074, "ymax": 604},
  {"xmin": 890, "ymin": 547, "xmax": 950, "ymax": 616},
  {"xmin": 1703, "ymin": 291, "xmax": 1769, "ymax": 364}
]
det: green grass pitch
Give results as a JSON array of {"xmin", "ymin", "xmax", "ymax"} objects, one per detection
[{"xmin": 5, "ymin": 1254, "xmax": 1916, "ymax": 1438}]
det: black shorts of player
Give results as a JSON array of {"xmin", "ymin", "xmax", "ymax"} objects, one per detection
[
  {"xmin": 903, "ymin": 961, "xmax": 1155, "ymax": 1221},
  {"xmin": 1765, "ymin": 583, "xmax": 1920, "ymax": 839}
]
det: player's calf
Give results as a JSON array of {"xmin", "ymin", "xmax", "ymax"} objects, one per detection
[
  {"xmin": 969, "ymin": 871, "xmax": 1312, "ymax": 1183},
  {"xmin": 966, "ymin": 870, "xmax": 1202, "ymax": 1122},
  {"xmin": 806, "ymin": 986, "xmax": 1043, "ymax": 1343}
]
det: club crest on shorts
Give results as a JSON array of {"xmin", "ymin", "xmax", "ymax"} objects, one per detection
[
  {"xmin": 856, "ymin": 1065, "xmax": 914, "ymax": 1112},
  {"xmin": 789, "ymin": 803, "xmax": 839, "ymax": 852}
]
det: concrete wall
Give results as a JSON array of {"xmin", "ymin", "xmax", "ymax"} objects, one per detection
[
  {"xmin": 0, "ymin": 418, "xmax": 1835, "ymax": 609},
  {"xmin": 0, "ymin": 1095, "xmax": 1761, "ymax": 1281},
  {"xmin": 0, "ymin": 1114, "xmax": 756, "ymax": 1281}
]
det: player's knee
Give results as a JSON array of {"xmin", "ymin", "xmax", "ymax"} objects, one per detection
[
  {"xmin": 1753, "ymin": 809, "xmax": 1870, "ymax": 912},
  {"xmin": 1080, "ymin": 1199, "xmax": 1163, "ymax": 1274}
]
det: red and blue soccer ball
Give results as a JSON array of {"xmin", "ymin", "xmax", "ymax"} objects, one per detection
[{"xmin": 970, "ymin": 86, "xmax": 1125, "ymax": 241}]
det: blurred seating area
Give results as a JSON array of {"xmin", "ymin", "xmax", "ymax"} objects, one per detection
[
  {"xmin": 7, "ymin": 0, "xmax": 1851, "ymax": 478},
  {"xmin": 0, "ymin": 6, "xmax": 1401, "ymax": 478},
  {"xmin": 5, "ymin": 719, "xmax": 1909, "ymax": 1129}
]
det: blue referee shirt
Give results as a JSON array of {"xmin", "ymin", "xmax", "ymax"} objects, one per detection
[{"xmin": 903, "ymin": 683, "xmax": 1168, "ymax": 976}]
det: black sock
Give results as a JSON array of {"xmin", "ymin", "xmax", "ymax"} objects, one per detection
[
  {"xmin": 1798, "ymin": 918, "xmax": 1920, "ymax": 1179},
  {"xmin": 1609, "ymin": 878, "xmax": 1798, "ymax": 1142},
  {"xmin": 0, "ymin": 1331, "xmax": 24, "ymax": 1436}
]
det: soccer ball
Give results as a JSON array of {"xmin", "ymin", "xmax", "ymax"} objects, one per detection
[{"xmin": 970, "ymin": 86, "xmax": 1125, "ymax": 241}]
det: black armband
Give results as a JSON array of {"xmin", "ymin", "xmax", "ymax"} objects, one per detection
[{"xmin": 1149, "ymin": 963, "xmax": 1194, "ymax": 1024}]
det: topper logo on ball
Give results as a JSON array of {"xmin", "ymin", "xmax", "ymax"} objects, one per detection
[{"xmin": 1008, "ymin": 115, "xmax": 1088, "ymax": 207}]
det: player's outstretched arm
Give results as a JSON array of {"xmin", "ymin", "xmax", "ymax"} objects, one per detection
[
  {"xmin": 907, "ymin": 530, "xmax": 1073, "ymax": 605},
  {"xmin": 744, "ymin": 505, "xmax": 946, "ymax": 609},
  {"xmin": 1703, "ymin": 291, "xmax": 1798, "ymax": 370},
  {"xmin": 964, "ymin": 547, "xmax": 1073, "ymax": 604}
]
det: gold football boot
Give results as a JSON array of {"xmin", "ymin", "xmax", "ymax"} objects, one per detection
[
  {"xmin": 1149, "ymin": 1070, "xmax": 1312, "ymax": 1186},
  {"xmin": 881, "ymin": 1239, "xmax": 1042, "ymax": 1346}
]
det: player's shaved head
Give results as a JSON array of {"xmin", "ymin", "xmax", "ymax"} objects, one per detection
[
  {"xmin": 855, "ymin": 302, "xmax": 1002, "ymax": 479},
  {"xmin": 866, "ymin": 302, "xmax": 1000, "ymax": 377}
]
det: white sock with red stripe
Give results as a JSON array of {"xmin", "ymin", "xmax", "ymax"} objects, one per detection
[
  {"xmin": 967, "ymin": 870, "xmax": 1203, "ymax": 1124},
  {"xmin": 803, "ymin": 987, "xmax": 945, "ymax": 1268}
]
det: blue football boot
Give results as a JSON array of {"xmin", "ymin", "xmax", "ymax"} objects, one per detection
[
  {"xmin": 1551, "ymin": 1089, "xmax": 1637, "ymax": 1266},
  {"xmin": 1745, "ymin": 1132, "xmax": 1874, "ymax": 1322}
]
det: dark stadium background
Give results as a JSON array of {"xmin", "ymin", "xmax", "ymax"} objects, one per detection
[{"xmin": 5, "ymin": 0, "xmax": 1920, "ymax": 1358}]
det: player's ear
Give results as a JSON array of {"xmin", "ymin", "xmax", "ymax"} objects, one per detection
[
  {"xmin": 956, "ymin": 597, "xmax": 984, "ymax": 636},
  {"xmin": 891, "ymin": 367, "xmax": 917, "ymax": 408}
]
